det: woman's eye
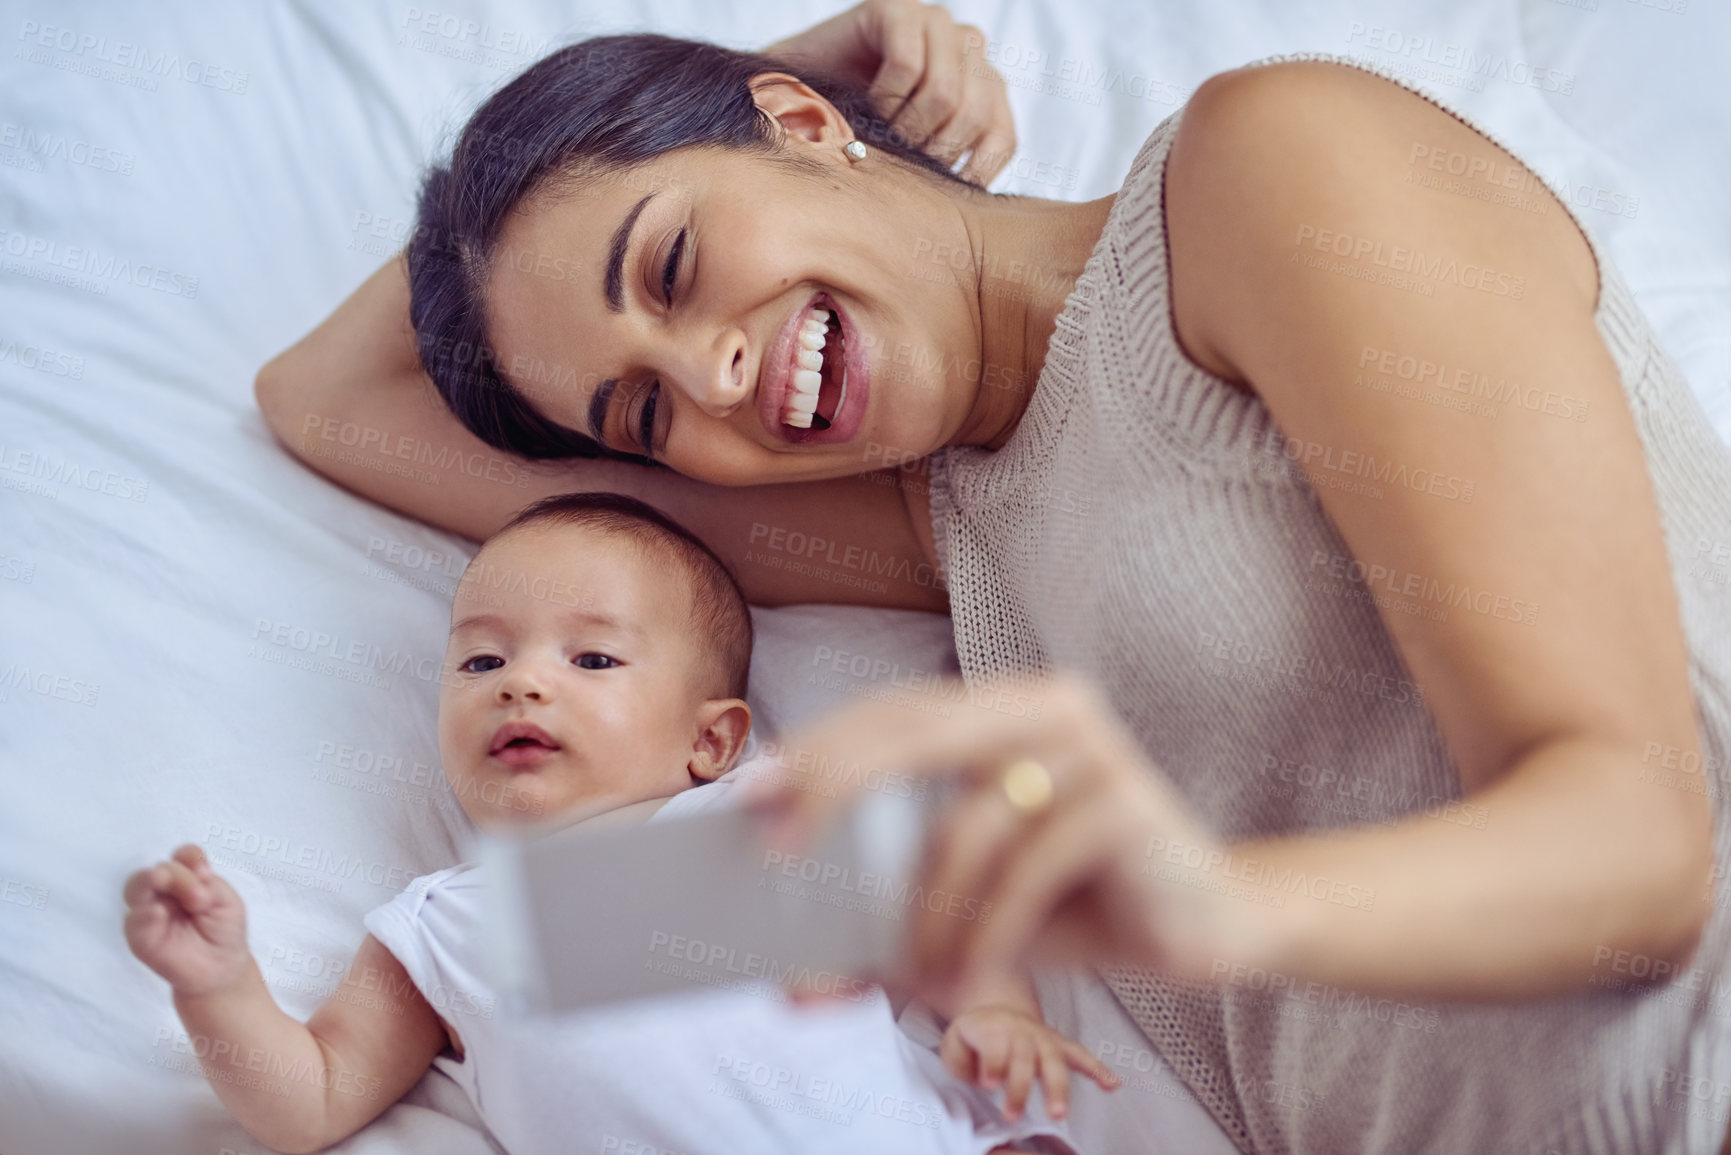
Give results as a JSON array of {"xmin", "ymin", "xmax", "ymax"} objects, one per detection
[
  {"xmin": 461, "ymin": 655, "xmax": 503, "ymax": 674},
  {"xmin": 573, "ymin": 653, "xmax": 619, "ymax": 670},
  {"xmin": 662, "ymin": 229, "xmax": 685, "ymax": 305},
  {"xmin": 633, "ymin": 382, "xmax": 660, "ymax": 459}
]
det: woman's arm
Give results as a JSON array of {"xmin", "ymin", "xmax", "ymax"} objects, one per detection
[
  {"xmin": 1160, "ymin": 60, "xmax": 1711, "ymax": 995},
  {"xmin": 255, "ymin": 252, "xmax": 946, "ymax": 613},
  {"xmin": 761, "ymin": 60, "xmax": 1714, "ymax": 1008}
]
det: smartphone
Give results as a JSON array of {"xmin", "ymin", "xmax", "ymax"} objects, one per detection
[{"xmin": 480, "ymin": 784, "xmax": 934, "ymax": 1016}]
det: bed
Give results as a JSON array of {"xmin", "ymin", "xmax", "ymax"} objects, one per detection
[{"xmin": 3, "ymin": 1, "xmax": 1727, "ymax": 1152}]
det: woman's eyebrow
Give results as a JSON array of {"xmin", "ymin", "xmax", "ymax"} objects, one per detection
[{"xmin": 604, "ymin": 192, "xmax": 656, "ymax": 313}]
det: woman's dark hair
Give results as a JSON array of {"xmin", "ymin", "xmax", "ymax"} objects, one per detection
[{"xmin": 407, "ymin": 33, "xmax": 978, "ymax": 465}]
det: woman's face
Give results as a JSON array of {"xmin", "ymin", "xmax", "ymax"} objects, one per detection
[{"xmin": 482, "ymin": 109, "xmax": 1004, "ymax": 486}]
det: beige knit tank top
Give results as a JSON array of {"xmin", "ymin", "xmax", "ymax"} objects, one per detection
[{"xmin": 924, "ymin": 55, "xmax": 1731, "ymax": 1155}]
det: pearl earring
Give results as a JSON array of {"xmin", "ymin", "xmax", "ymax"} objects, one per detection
[{"xmin": 844, "ymin": 140, "xmax": 867, "ymax": 162}]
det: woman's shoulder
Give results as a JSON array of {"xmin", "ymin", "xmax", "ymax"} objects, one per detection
[{"xmin": 1158, "ymin": 56, "xmax": 1598, "ymax": 375}]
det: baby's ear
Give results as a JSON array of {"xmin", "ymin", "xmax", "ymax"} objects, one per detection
[{"xmin": 689, "ymin": 698, "xmax": 753, "ymax": 782}]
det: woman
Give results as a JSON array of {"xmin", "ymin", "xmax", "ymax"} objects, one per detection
[{"xmin": 255, "ymin": 6, "xmax": 1731, "ymax": 1152}]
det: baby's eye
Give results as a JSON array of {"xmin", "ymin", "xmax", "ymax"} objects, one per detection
[
  {"xmin": 573, "ymin": 653, "xmax": 619, "ymax": 670},
  {"xmin": 460, "ymin": 655, "xmax": 504, "ymax": 674}
]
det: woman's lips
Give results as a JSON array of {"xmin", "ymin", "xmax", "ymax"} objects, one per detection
[{"xmin": 756, "ymin": 293, "xmax": 869, "ymax": 446}]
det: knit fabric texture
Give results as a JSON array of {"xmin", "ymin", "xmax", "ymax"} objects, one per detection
[{"xmin": 924, "ymin": 54, "xmax": 1731, "ymax": 1155}]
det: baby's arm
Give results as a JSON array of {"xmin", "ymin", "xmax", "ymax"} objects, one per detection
[
  {"xmin": 124, "ymin": 845, "xmax": 450, "ymax": 1154},
  {"xmin": 935, "ymin": 970, "xmax": 1118, "ymax": 1121}
]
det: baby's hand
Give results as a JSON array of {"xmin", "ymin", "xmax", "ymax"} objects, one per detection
[
  {"xmin": 939, "ymin": 1004, "xmax": 1120, "ymax": 1122},
  {"xmin": 123, "ymin": 844, "xmax": 251, "ymax": 997}
]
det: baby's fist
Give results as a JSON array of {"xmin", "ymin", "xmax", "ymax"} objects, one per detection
[{"xmin": 123, "ymin": 845, "xmax": 251, "ymax": 997}]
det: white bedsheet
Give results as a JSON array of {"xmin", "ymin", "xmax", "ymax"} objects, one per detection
[{"xmin": 2, "ymin": 2, "xmax": 1726, "ymax": 1153}]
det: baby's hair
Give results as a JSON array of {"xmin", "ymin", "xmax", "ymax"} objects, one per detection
[{"xmin": 490, "ymin": 491, "xmax": 753, "ymax": 700}]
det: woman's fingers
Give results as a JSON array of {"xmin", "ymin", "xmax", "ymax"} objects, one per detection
[
  {"xmin": 921, "ymin": 24, "xmax": 1013, "ymax": 177},
  {"xmin": 887, "ymin": 9, "xmax": 963, "ymax": 149},
  {"xmin": 759, "ymin": 669, "xmax": 1084, "ymax": 851},
  {"xmin": 957, "ymin": 115, "xmax": 1016, "ymax": 187},
  {"xmin": 908, "ymin": 767, "xmax": 1057, "ymax": 981},
  {"xmin": 953, "ymin": 25, "xmax": 1015, "ymax": 184},
  {"xmin": 941, "ymin": 792, "xmax": 1127, "ymax": 994},
  {"xmin": 861, "ymin": 0, "xmax": 930, "ymax": 122}
]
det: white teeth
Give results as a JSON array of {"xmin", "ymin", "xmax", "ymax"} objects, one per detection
[{"xmin": 784, "ymin": 307, "xmax": 839, "ymax": 430}]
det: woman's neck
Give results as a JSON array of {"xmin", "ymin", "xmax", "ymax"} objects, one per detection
[{"xmin": 944, "ymin": 189, "xmax": 1117, "ymax": 450}]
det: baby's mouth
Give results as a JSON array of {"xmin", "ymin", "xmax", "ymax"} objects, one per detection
[
  {"xmin": 782, "ymin": 305, "xmax": 847, "ymax": 431},
  {"xmin": 488, "ymin": 721, "xmax": 562, "ymax": 767}
]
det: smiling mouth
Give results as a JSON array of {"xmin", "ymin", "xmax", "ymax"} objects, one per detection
[{"xmin": 782, "ymin": 306, "xmax": 847, "ymax": 431}]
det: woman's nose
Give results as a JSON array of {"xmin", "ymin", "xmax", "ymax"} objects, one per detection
[{"xmin": 674, "ymin": 326, "xmax": 750, "ymax": 415}]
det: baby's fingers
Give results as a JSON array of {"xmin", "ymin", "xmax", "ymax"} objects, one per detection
[
  {"xmin": 158, "ymin": 857, "xmax": 214, "ymax": 915},
  {"xmin": 1035, "ymin": 1038, "xmax": 1074, "ymax": 1119},
  {"xmin": 1002, "ymin": 1034, "xmax": 1037, "ymax": 1120},
  {"xmin": 171, "ymin": 844, "xmax": 213, "ymax": 879},
  {"xmin": 122, "ymin": 865, "xmax": 165, "ymax": 909},
  {"xmin": 1061, "ymin": 1038, "xmax": 1122, "ymax": 1092}
]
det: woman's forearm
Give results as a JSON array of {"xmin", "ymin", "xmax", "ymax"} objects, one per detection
[
  {"xmin": 254, "ymin": 252, "xmax": 625, "ymax": 541},
  {"xmin": 1213, "ymin": 734, "xmax": 1711, "ymax": 1000}
]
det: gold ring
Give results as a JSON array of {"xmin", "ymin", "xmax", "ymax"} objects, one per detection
[{"xmin": 999, "ymin": 758, "xmax": 1054, "ymax": 814}]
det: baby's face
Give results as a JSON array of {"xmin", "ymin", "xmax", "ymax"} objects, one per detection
[{"xmin": 438, "ymin": 523, "xmax": 746, "ymax": 830}]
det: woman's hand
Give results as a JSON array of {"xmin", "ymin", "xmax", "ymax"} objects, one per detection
[
  {"xmin": 767, "ymin": 0, "xmax": 1016, "ymax": 185},
  {"xmin": 123, "ymin": 844, "xmax": 252, "ymax": 997},
  {"xmin": 753, "ymin": 668, "xmax": 1275, "ymax": 1009},
  {"xmin": 941, "ymin": 1002, "xmax": 1121, "ymax": 1121}
]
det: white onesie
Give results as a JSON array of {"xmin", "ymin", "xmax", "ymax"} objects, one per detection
[{"xmin": 363, "ymin": 758, "xmax": 1084, "ymax": 1155}]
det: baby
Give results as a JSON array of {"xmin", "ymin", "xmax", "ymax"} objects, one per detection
[{"xmin": 124, "ymin": 492, "xmax": 1115, "ymax": 1155}]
